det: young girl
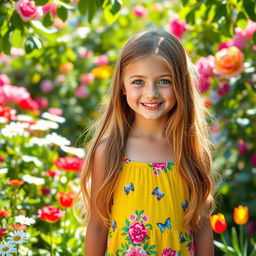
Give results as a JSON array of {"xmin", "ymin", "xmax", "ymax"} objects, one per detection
[{"xmin": 80, "ymin": 30, "xmax": 216, "ymax": 256}]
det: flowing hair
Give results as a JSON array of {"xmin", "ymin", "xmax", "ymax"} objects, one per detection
[{"xmin": 78, "ymin": 30, "xmax": 217, "ymax": 231}]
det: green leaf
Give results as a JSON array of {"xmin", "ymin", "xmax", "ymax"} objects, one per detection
[
  {"xmin": 2, "ymin": 31, "xmax": 11, "ymax": 55},
  {"xmin": 31, "ymin": 20, "xmax": 57, "ymax": 34},
  {"xmin": 212, "ymin": 4, "xmax": 226, "ymax": 23},
  {"xmin": 57, "ymin": 6, "xmax": 68, "ymax": 22},
  {"xmin": 236, "ymin": 11, "xmax": 247, "ymax": 30},
  {"xmin": 243, "ymin": 0, "xmax": 256, "ymax": 21},
  {"xmin": 25, "ymin": 35, "xmax": 42, "ymax": 53},
  {"xmin": 181, "ymin": 0, "xmax": 188, "ymax": 5},
  {"xmin": 213, "ymin": 240, "xmax": 235, "ymax": 253},
  {"xmin": 253, "ymin": 32, "xmax": 256, "ymax": 44},
  {"xmin": 10, "ymin": 28, "xmax": 24, "ymax": 47},
  {"xmin": 243, "ymin": 239, "xmax": 248, "ymax": 256},
  {"xmin": 35, "ymin": 0, "xmax": 48, "ymax": 5},
  {"xmin": 231, "ymin": 227, "xmax": 241, "ymax": 255},
  {"xmin": 88, "ymin": 0, "xmax": 98, "ymax": 22},
  {"xmin": 42, "ymin": 12, "xmax": 53, "ymax": 27},
  {"xmin": 78, "ymin": 0, "xmax": 89, "ymax": 15},
  {"xmin": 10, "ymin": 11, "xmax": 23, "ymax": 29},
  {"xmin": 111, "ymin": 0, "xmax": 122, "ymax": 14}
]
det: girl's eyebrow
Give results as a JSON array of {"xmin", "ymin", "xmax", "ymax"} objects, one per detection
[{"xmin": 128, "ymin": 74, "xmax": 172, "ymax": 79}]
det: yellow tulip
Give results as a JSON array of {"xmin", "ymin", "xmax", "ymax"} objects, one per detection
[{"xmin": 233, "ymin": 205, "xmax": 249, "ymax": 225}]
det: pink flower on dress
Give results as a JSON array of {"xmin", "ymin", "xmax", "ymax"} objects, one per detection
[
  {"xmin": 153, "ymin": 169, "xmax": 160, "ymax": 176},
  {"xmin": 141, "ymin": 214, "xmax": 149, "ymax": 222},
  {"xmin": 152, "ymin": 163, "xmax": 167, "ymax": 171},
  {"xmin": 188, "ymin": 228, "xmax": 194, "ymax": 236},
  {"xmin": 125, "ymin": 246, "xmax": 147, "ymax": 256},
  {"xmin": 161, "ymin": 248, "xmax": 179, "ymax": 256},
  {"xmin": 128, "ymin": 221, "xmax": 148, "ymax": 244},
  {"xmin": 188, "ymin": 241, "xmax": 195, "ymax": 255},
  {"xmin": 129, "ymin": 213, "xmax": 137, "ymax": 221}
]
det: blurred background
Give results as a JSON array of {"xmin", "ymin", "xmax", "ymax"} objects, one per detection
[{"xmin": 0, "ymin": 0, "xmax": 255, "ymax": 255}]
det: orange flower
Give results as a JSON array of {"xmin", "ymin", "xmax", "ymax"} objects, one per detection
[
  {"xmin": 59, "ymin": 62, "xmax": 74, "ymax": 73},
  {"xmin": 8, "ymin": 179, "xmax": 24, "ymax": 186},
  {"xmin": 57, "ymin": 191, "xmax": 76, "ymax": 208},
  {"xmin": 8, "ymin": 224, "xmax": 27, "ymax": 231},
  {"xmin": 233, "ymin": 205, "xmax": 249, "ymax": 225},
  {"xmin": 92, "ymin": 65, "xmax": 112, "ymax": 79},
  {"xmin": 210, "ymin": 213, "xmax": 227, "ymax": 233},
  {"xmin": 214, "ymin": 46, "xmax": 244, "ymax": 78},
  {"xmin": 203, "ymin": 97, "xmax": 212, "ymax": 108},
  {"xmin": 0, "ymin": 209, "xmax": 10, "ymax": 217}
]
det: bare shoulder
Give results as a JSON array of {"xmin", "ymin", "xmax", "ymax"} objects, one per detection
[{"xmin": 93, "ymin": 138, "xmax": 108, "ymax": 167}]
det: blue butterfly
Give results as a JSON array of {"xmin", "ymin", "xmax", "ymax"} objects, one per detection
[
  {"xmin": 179, "ymin": 232, "xmax": 186, "ymax": 243},
  {"xmin": 182, "ymin": 200, "xmax": 189, "ymax": 212},
  {"xmin": 157, "ymin": 217, "xmax": 171, "ymax": 232},
  {"xmin": 124, "ymin": 183, "xmax": 134, "ymax": 195},
  {"xmin": 152, "ymin": 187, "xmax": 164, "ymax": 200},
  {"xmin": 111, "ymin": 220, "xmax": 117, "ymax": 231}
]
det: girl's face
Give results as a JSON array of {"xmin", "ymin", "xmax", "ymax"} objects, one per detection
[{"xmin": 122, "ymin": 54, "xmax": 177, "ymax": 121}]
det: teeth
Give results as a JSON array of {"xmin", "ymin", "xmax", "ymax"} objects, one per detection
[{"xmin": 143, "ymin": 103, "xmax": 161, "ymax": 107}]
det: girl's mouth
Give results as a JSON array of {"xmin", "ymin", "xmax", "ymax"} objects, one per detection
[{"xmin": 141, "ymin": 102, "xmax": 163, "ymax": 110}]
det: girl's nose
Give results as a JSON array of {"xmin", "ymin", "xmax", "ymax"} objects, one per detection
[{"xmin": 145, "ymin": 84, "xmax": 159, "ymax": 98}]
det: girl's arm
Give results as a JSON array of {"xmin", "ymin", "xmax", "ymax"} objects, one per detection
[
  {"xmin": 194, "ymin": 215, "xmax": 214, "ymax": 256},
  {"xmin": 84, "ymin": 140, "xmax": 109, "ymax": 256}
]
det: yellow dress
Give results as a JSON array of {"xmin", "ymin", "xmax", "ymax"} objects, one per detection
[{"xmin": 105, "ymin": 156, "xmax": 195, "ymax": 256}]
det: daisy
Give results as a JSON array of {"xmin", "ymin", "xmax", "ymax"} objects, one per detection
[
  {"xmin": 22, "ymin": 155, "xmax": 42, "ymax": 167},
  {"xmin": 7, "ymin": 230, "xmax": 27, "ymax": 245},
  {"xmin": 19, "ymin": 245, "xmax": 32, "ymax": 256},
  {"xmin": 1, "ymin": 122, "xmax": 29, "ymax": 138},
  {"xmin": 23, "ymin": 175, "xmax": 45, "ymax": 185},
  {"xmin": 29, "ymin": 137, "xmax": 50, "ymax": 146},
  {"xmin": 30, "ymin": 119, "xmax": 59, "ymax": 131},
  {"xmin": 60, "ymin": 146, "xmax": 85, "ymax": 158},
  {"xmin": 15, "ymin": 215, "xmax": 35, "ymax": 225},
  {"xmin": 41, "ymin": 112, "xmax": 65, "ymax": 123},
  {"xmin": 0, "ymin": 168, "xmax": 8, "ymax": 175},
  {"xmin": 0, "ymin": 241, "xmax": 16, "ymax": 255},
  {"xmin": 45, "ymin": 132, "xmax": 71, "ymax": 147}
]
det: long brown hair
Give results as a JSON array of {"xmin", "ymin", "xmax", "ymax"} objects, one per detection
[{"xmin": 79, "ymin": 30, "xmax": 216, "ymax": 231}]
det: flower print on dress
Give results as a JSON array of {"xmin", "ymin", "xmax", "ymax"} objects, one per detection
[
  {"xmin": 179, "ymin": 228, "xmax": 195, "ymax": 255},
  {"xmin": 123, "ymin": 158, "xmax": 131, "ymax": 163},
  {"xmin": 111, "ymin": 220, "xmax": 117, "ymax": 231},
  {"xmin": 182, "ymin": 200, "xmax": 189, "ymax": 212},
  {"xmin": 117, "ymin": 210, "xmax": 157, "ymax": 255},
  {"xmin": 124, "ymin": 182, "xmax": 134, "ymax": 195},
  {"xmin": 125, "ymin": 246, "xmax": 148, "ymax": 256},
  {"xmin": 161, "ymin": 247, "xmax": 181, "ymax": 256},
  {"xmin": 152, "ymin": 187, "xmax": 164, "ymax": 201},
  {"xmin": 157, "ymin": 217, "xmax": 171, "ymax": 232},
  {"xmin": 148, "ymin": 162, "xmax": 175, "ymax": 175}
]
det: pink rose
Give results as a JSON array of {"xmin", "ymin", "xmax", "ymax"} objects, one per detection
[
  {"xmin": 42, "ymin": 2, "xmax": 58, "ymax": 16},
  {"xmin": 95, "ymin": 54, "xmax": 109, "ymax": 66},
  {"xmin": 15, "ymin": 0, "xmax": 43, "ymax": 22},
  {"xmin": 152, "ymin": 163, "xmax": 167, "ymax": 171},
  {"xmin": 195, "ymin": 55, "xmax": 215, "ymax": 77},
  {"xmin": 198, "ymin": 75, "xmax": 211, "ymax": 93},
  {"xmin": 75, "ymin": 85, "xmax": 89, "ymax": 98},
  {"xmin": 133, "ymin": 5, "xmax": 147, "ymax": 17},
  {"xmin": 35, "ymin": 97, "xmax": 48, "ymax": 109},
  {"xmin": 78, "ymin": 47, "xmax": 93, "ymax": 58},
  {"xmin": 218, "ymin": 82, "xmax": 230, "ymax": 94},
  {"xmin": 129, "ymin": 213, "xmax": 137, "ymax": 221},
  {"xmin": 218, "ymin": 40, "xmax": 235, "ymax": 51},
  {"xmin": 0, "ymin": 74, "xmax": 11, "ymax": 86},
  {"xmin": 40, "ymin": 79, "xmax": 53, "ymax": 93},
  {"xmin": 141, "ymin": 214, "xmax": 149, "ymax": 222},
  {"xmin": 80, "ymin": 73, "xmax": 95, "ymax": 85},
  {"xmin": 169, "ymin": 14, "xmax": 188, "ymax": 40},
  {"xmin": 48, "ymin": 108, "xmax": 63, "ymax": 116},
  {"xmin": 125, "ymin": 246, "xmax": 147, "ymax": 256},
  {"xmin": 161, "ymin": 248, "xmax": 179, "ymax": 256},
  {"xmin": 237, "ymin": 139, "xmax": 248, "ymax": 155},
  {"xmin": 128, "ymin": 221, "xmax": 148, "ymax": 244}
]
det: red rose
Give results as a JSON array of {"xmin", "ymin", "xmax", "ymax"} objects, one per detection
[
  {"xmin": 128, "ymin": 221, "xmax": 148, "ymax": 244},
  {"xmin": 37, "ymin": 206, "xmax": 65, "ymax": 223},
  {"xmin": 53, "ymin": 157, "xmax": 84, "ymax": 172}
]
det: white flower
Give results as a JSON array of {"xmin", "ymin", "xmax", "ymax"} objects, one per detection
[
  {"xmin": 41, "ymin": 112, "xmax": 65, "ymax": 123},
  {"xmin": 22, "ymin": 155, "xmax": 42, "ymax": 167},
  {"xmin": 29, "ymin": 137, "xmax": 50, "ymax": 146},
  {"xmin": 19, "ymin": 245, "xmax": 32, "ymax": 256},
  {"xmin": 15, "ymin": 215, "xmax": 35, "ymax": 225},
  {"xmin": 1, "ymin": 122, "xmax": 29, "ymax": 138},
  {"xmin": 0, "ymin": 117, "xmax": 8, "ymax": 124},
  {"xmin": 29, "ymin": 119, "xmax": 59, "ymax": 131},
  {"xmin": 60, "ymin": 146, "xmax": 85, "ymax": 158},
  {"xmin": 23, "ymin": 174, "xmax": 45, "ymax": 185},
  {"xmin": 45, "ymin": 132, "xmax": 71, "ymax": 147},
  {"xmin": 0, "ymin": 168, "xmax": 8, "ymax": 174},
  {"xmin": 0, "ymin": 241, "xmax": 16, "ymax": 255},
  {"xmin": 16, "ymin": 114, "xmax": 33, "ymax": 122},
  {"xmin": 7, "ymin": 230, "xmax": 27, "ymax": 245}
]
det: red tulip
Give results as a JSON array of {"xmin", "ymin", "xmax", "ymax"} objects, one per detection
[
  {"xmin": 210, "ymin": 213, "xmax": 227, "ymax": 233},
  {"xmin": 57, "ymin": 191, "xmax": 76, "ymax": 208}
]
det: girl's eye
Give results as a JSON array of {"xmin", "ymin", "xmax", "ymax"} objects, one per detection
[
  {"xmin": 132, "ymin": 79, "xmax": 144, "ymax": 85},
  {"xmin": 158, "ymin": 79, "xmax": 171, "ymax": 85}
]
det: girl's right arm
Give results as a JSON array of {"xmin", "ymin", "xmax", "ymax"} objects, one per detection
[{"xmin": 84, "ymin": 140, "xmax": 109, "ymax": 256}]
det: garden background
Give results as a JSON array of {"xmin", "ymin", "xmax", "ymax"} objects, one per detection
[{"xmin": 0, "ymin": 0, "xmax": 256, "ymax": 255}]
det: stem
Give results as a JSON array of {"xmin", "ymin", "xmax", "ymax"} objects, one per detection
[
  {"xmin": 49, "ymin": 223, "xmax": 54, "ymax": 256},
  {"xmin": 221, "ymin": 232, "xmax": 228, "ymax": 251},
  {"xmin": 240, "ymin": 225, "xmax": 243, "ymax": 254},
  {"xmin": 63, "ymin": 209, "xmax": 67, "ymax": 237}
]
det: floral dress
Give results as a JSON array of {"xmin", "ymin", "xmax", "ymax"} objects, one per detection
[{"xmin": 105, "ymin": 157, "xmax": 195, "ymax": 256}]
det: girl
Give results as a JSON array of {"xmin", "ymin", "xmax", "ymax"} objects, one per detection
[{"xmin": 80, "ymin": 30, "xmax": 216, "ymax": 256}]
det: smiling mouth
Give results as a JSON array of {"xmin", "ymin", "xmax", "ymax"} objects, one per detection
[{"xmin": 140, "ymin": 102, "xmax": 163, "ymax": 110}]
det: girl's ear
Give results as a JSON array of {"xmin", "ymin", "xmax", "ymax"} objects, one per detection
[{"xmin": 122, "ymin": 88, "xmax": 126, "ymax": 95}]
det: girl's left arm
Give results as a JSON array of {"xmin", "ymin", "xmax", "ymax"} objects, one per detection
[{"xmin": 194, "ymin": 215, "xmax": 214, "ymax": 256}]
